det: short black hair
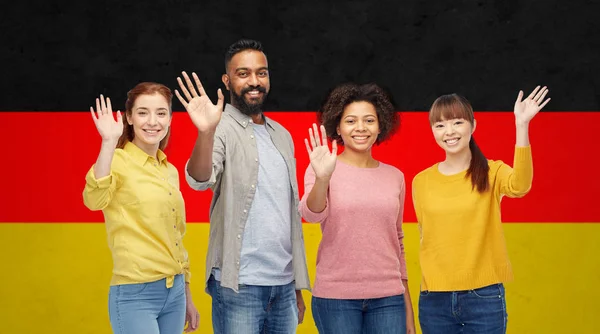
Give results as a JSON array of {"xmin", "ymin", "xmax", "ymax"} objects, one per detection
[{"xmin": 224, "ymin": 39, "xmax": 264, "ymax": 71}]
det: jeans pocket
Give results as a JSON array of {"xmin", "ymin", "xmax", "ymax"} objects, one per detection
[
  {"xmin": 471, "ymin": 284, "xmax": 503, "ymax": 299},
  {"xmin": 118, "ymin": 282, "xmax": 148, "ymax": 297},
  {"xmin": 419, "ymin": 290, "xmax": 430, "ymax": 297}
]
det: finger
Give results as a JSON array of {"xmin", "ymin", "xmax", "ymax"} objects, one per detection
[
  {"xmin": 536, "ymin": 89, "xmax": 549, "ymax": 104},
  {"xmin": 533, "ymin": 87, "xmax": 548, "ymax": 103},
  {"xmin": 175, "ymin": 90, "xmax": 189, "ymax": 108},
  {"xmin": 331, "ymin": 139, "xmax": 338, "ymax": 156},
  {"xmin": 539, "ymin": 97, "xmax": 551, "ymax": 109},
  {"xmin": 304, "ymin": 138, "xmax": 312, "ymax": 155},
  {"xmin": 320, "ymin": 125, "xmax": 328, "ymax": 148},
  {"xmin": 116, "ymin": 110, "xmax": 122, "ymax": 124},
  {"xmin": 527, "ymin": 86, "xmax": 540, "ymax": 100},
  {"xmin": 177, "ymin": 77, "xmax": 193, "ymax": 102},
  {"xmin": 192, "ymin": 72, "xmax": 207, "ymax": 96},
  {"xmin": 96, "ymin": 98, "xmax": 102, "ymax": 115},
  {"xmin": 90, "ymin": 107, "xmax": 98, "ymax": 123},
  {"xmin": 309, "ymin": 127, "xmax": 317, "ymax": 149},
  {"xmin": 514, "ymin": 90, "xmax": 523, "ymax": 105},
  {"xmin": 216, "ymin": 88, "xmax": 225, "ymax": 111},
  {"xmin": 182, "ymin": 71, "xmax": 199, "ymax": 97},
  {"xmin": 100, "ymin": 94, "xmax": 107, "ymax": 113},
  {"xmin": 193, "ymin": 312, "xmax": 199, "ymax": 329},
  {"xmin": 106, "ymin": 97, "xmax": 113, "ymax": 114},
  {"xmin": 312, "ymin": 123, "xmax": 321, "ymax": 146}
]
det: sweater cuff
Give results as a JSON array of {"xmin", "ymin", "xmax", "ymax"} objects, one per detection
[{"xmin": 514, "ymin": 145, "xmax": 532, "ymax": 162}]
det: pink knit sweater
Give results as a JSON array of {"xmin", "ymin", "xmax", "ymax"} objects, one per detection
[{"xmin": 299, "ymin": 160, "xmax": 408, "ymax": 299}]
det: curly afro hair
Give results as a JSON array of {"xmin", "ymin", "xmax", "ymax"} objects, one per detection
[{"xmin": 318, "ymin": 82, "xmax": 400, "ymax": 145}]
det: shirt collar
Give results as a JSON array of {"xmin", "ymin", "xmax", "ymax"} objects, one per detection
[
  {"xmin": 124, "ymin": 141, "xmax": 167, "ymax": 166},
  {"xmin": 224, "ymin": 104, "xmax": 275, "ymax": 131}
]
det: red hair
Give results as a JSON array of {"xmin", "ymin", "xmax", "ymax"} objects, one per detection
[{"xmin": 116, "ymin": 82, "xmax": 173, "ymax": 150}]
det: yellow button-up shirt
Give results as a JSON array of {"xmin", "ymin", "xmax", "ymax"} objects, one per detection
[{"xmin": 83, "ymin": 142, "xmax": 190, "ymax": 288}]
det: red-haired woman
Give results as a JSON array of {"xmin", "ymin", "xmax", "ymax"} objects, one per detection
[
  {"xmin": 412, "ymin": 86, "xmax": 550, "ymax": 334},
  {"xmin": 83, "ymin": 82, "xmax": 199, "ymax": 333}
]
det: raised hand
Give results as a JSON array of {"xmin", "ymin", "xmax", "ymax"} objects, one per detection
[
  {"xmin": 175, "ymin": 71, "xmax": 224, "ymax": 133},
  {"xmin": 305, "ymin": 124, "xmax": 338, "ymax": 180},
  {"xmin": 514, "ymin": 85, "xmax": 550, "ymax": 125},
  {"xmin": 90, "ymin": 95, "xmax": 123, "ymax": 143}
]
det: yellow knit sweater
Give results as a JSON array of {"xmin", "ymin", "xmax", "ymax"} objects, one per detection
[{"xmin": 412, "ymin": 146, "xmax": 533, "ymax": 291}]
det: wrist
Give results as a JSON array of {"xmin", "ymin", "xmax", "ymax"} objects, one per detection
[
  {"xmin": 101, "ymin": 138, "xmax": 119, "ymax": 148},
  {"xmin": 315, "ymin": 175, "xmax": 332, "ymax": 184},
  {"xmin": 197, "ymin": 128, "xmax": 216, "ymax": 137}
]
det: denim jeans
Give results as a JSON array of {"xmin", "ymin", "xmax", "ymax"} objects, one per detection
[
  {"xmin": 311, "ymin": 294, "xmax": 407, "ymax": 334},
  {"xmin": 206, "ymin": 275, "xmax": 298, "ymax": 334},
  {"xmin": 418, "ymin": 283, "xmax": 507, "ymax": 334},
  {"xmin": 108, "ymin": 274, "xmax": 186, "ymax": 334}
]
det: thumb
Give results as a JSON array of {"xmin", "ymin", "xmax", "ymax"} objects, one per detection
[
  {"xmin": 514, "ymin": 90, "xmax": 523, "ymax": 108},
  {"xmin": 216, "ymin": 88, "xmax": 225, "ymax": 111}
]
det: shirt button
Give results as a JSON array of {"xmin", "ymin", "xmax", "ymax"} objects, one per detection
[
  {"xmin": 172, "ymin": 208, "xmax": 175, "ymax": 212},
  {"xmin": 250, "ymin": 135, "xmax": 254, "ymax": 139},
  {"xmin": 255, "ymin": 158, "xmax": 258, "ymax": 162},
  {"xmin": 169, "ymin": 192, "xmax": 172, "ymax": 195},
  {"xmin": 173, "ymin": 225, "xmax": 176, "ymax": 229},
  {"xmin": 237, "ymin": 234, "xmax": 241, "ymax": 239},
  {"xmin": 242, "ymin": 122, "xmax": 246, "ymax": 126},
  {"xmin": 251, "ymin": 184, "xmax": 255, "ymax": 189},
  {"xmin": 243, "ymin": 209, "xmax": 247, "ymax": 213}
]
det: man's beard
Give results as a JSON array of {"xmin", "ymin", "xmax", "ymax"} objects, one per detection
[{"xmin": 230, "ymin": 86, "xmax": 268, "ymax": 116}]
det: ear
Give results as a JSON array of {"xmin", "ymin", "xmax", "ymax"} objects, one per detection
[
  {"xmin": 126, "ymin": 113, "xmax": 133, "ymax": 125},
  {"xmin": 336, "ymin": 125, "xmax": 340, "ymax": 136},
  {"xmin": 221, "ymin": 74, "xmax": 230, "ymax": 91},
  {"xmin": 472, "ymin": 119, "xmax": 477, "ymax": 134}
]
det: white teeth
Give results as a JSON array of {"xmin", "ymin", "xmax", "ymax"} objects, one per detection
[
  {"xmin": 445, "ymin": 138, "xmax": 459, "ymax": 145},
  {"xmin": 353, "ymin": 136, "xmax": 368, "ymax": 140}
]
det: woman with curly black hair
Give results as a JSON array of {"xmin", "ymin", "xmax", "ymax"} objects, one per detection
[{"xmin": 299, "ymin": 83, "xmax": 415, "ymax": 334}]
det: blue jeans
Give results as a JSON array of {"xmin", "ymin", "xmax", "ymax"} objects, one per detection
[
  {"xmin": 206, "ymin": 275, "xmax": 298, "ymax": 334},
  {"xmin": 108, "ymin": 275, "xmax": 186, "ymax": 334},
  {"xmin": 311, "ymin": 294, "xmax": 407, "ymax": 334},
  {"xmin": 418, "ymin": 283, "xmax": 507, "ymax": 334}
]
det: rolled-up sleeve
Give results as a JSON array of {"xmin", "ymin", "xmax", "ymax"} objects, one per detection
[
  {"xmin": 82, "ymin": 153, "xmax": 123, "ymax": 211},
  {"xmin": 185, "ymin": 127, "xmax": 226, "ymax": 191}
]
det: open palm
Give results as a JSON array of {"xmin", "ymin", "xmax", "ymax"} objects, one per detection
[
  {"xmin": 175, "ymin": 71, "xmax": 224, "ymax": 132},
  {"xmin": 514, "ymin": 85, "xmax": 550, "ymax": 124},
  {"xmin": 305, "ymin": 124, "xmax": 338, "ymax": 180},
  {"xmin": 90, "ymin": 95, "xmax": 123, "ymax": 142}
]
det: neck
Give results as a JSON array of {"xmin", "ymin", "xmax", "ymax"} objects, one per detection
[
  {"xmin": 250, "ymin": 113, "xmax": 264, "ymax": 124},
  {"xmin": 339, "ymin": 148, "xmax": 378, "ymax": 168},
  {"xmin": 443, "ymin": 148, "xmax": 472, "ymax": 172},
  {"xmin": 132, "ymin": 139, "xmax": 160, "ymax": 161}
]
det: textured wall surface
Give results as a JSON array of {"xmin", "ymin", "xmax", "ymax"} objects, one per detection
[{"xmin": 2, "ymin": 0, "xmax": 599, "ymax": 111}]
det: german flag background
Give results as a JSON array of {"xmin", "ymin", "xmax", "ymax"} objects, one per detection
[{"xmin": 1, "ymin": 1, "xmax": 599, "ymax": 333}]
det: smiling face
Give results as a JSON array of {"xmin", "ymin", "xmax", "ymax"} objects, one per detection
[
  {"xmin": 429, "ymin": 94, "xmax": 476, "ymax": 156},
  {"xmin": 432, "ymin": 117, "xmax": 476, "ymax": 155},
  {"xmin": 336, "ymin": 101, "xmax": 381, "ymax": 154},
  {"xmin": 126, "ymin": 93, "xmax": 171, "ymax": 153},
  {"xmin": 222, "ymin": 49, "xmax": 270, "ymax": 116}
]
